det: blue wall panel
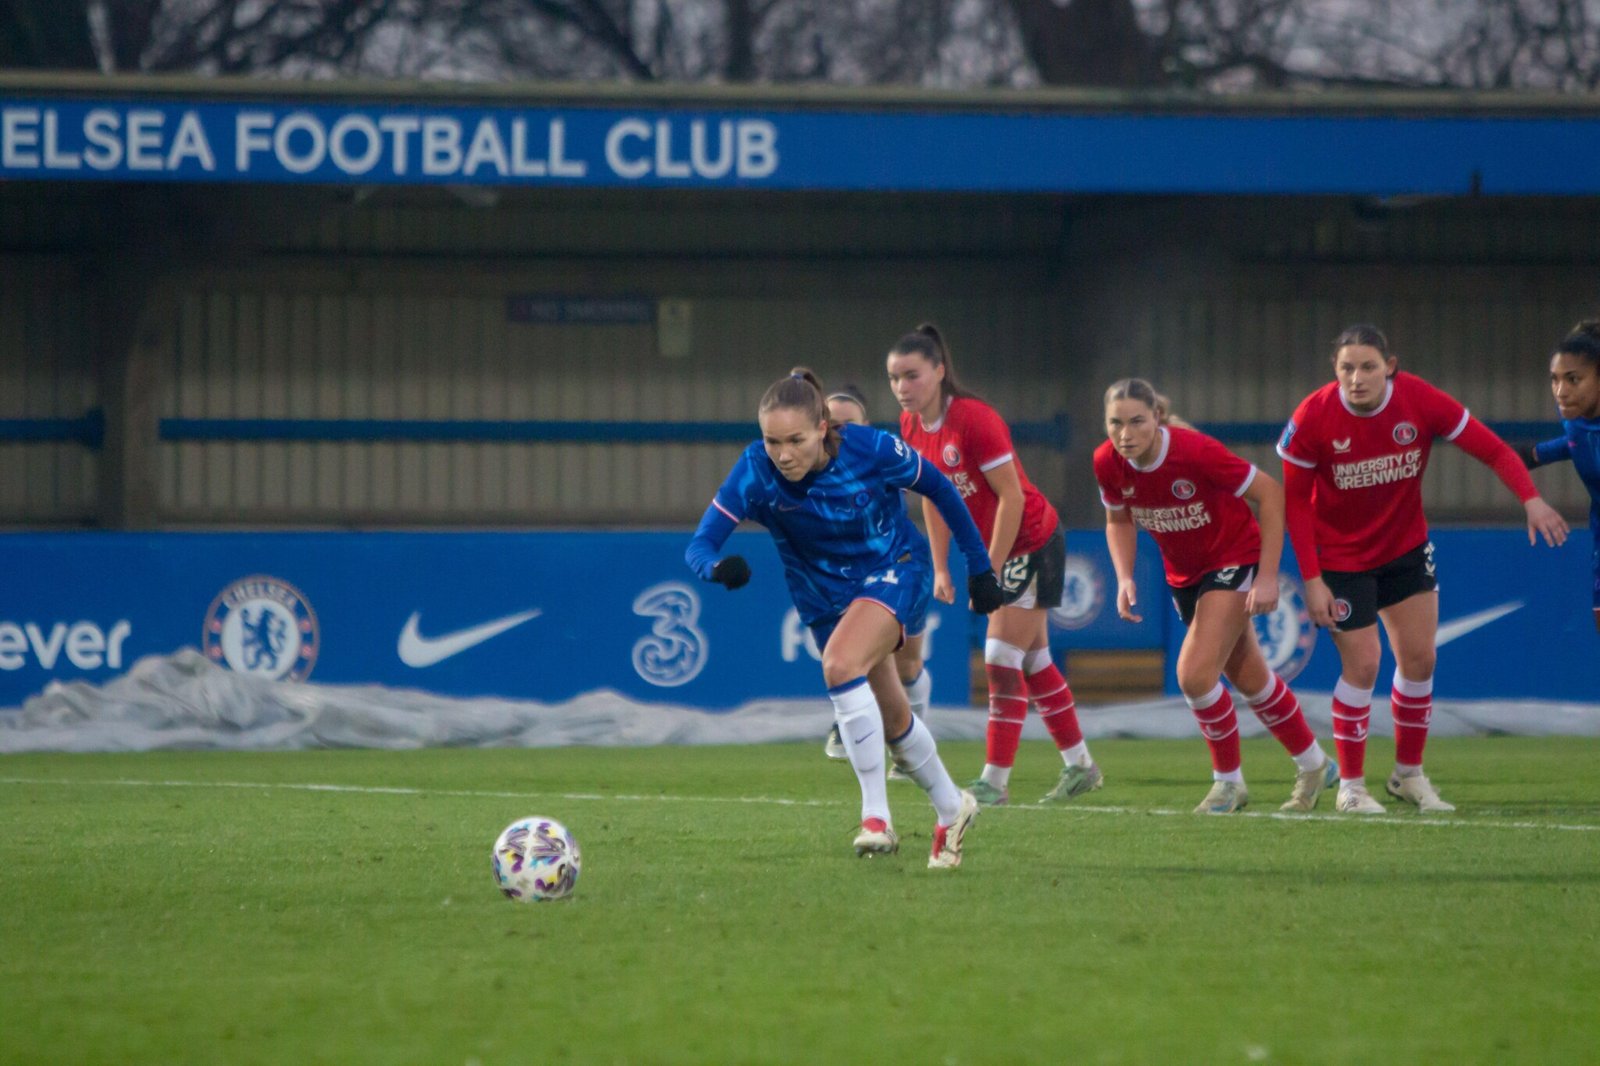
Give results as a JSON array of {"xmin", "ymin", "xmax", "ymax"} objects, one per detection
[
  {"xmin": 0, "ymin": 531, "xmax": 973, "ymax": 710},
  {"xmin": 1157, "ymin": 529, "xmax": 1597, "ymax": 701},
  {"xmin": 1, "ymin": 528, "xmax": 1590, "ymax": 710}
]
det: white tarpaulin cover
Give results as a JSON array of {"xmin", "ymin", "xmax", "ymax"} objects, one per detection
[{"xmin": 1, "ymin": 649, "xmax": 1597, "ymax": 754}]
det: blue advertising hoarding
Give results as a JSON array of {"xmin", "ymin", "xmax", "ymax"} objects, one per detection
[
  {"xmin": 1157, "ymin": 529, "xmax": 1597, "ymax": 701},
  {"xmin": 0, "ymin": 527, "xmax": 1590, "ymax": 711},
  {"xmin": 0, "ymin": 530, "xmax": 974, "ymax": 711},
  {"xmin": 4, "ymin": 97, "xmax": 1600, "ymax": 194}
]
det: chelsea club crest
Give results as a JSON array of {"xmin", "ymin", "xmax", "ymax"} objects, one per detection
[
  {"xmin": 1251, "ymin": 573, "xmax": 1316, "ymax": 682},
  {"xmin": 1049, "ymin": 553, "xmax": 1106, "ymax": 631},
  {"xmin": 202, "ymin": 575, "xmax": 320, "ymax": 681}
]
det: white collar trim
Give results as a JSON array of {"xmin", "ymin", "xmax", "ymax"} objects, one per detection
[
  {"xmin": 1340, "ymin": 379, "xmax": 1394, "ymax": 418},
  {"xmin": 1129, "ymin": 426, "xmax": 1171, "ymax": 472}
]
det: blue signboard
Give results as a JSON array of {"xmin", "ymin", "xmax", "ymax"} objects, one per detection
[
  {"xmin": 1045, "ymin": 530, "xmax": 1166, "ymax": 651},
  {"xmin": 0, "ymin": 530, "xmax": 974, "ymax": 711},
  {"xmin": 1158, "ymin": 528, "xmax": 1598, "ymax": 702},
  {"xmin": 4, "ymin": 97, "xmax": 1600, "ymax": 194},
  {"xmin": 2, "ymin": 527, "xmax": 1589, "ymax": 712}
]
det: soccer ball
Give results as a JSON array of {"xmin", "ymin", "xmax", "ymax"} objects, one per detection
[{"xmin": 492, "ymin": 816, "xmax": 581, "ymax": 902}]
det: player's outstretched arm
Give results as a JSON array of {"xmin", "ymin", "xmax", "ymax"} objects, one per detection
[
  {"xmin": 1452, "ymin": 417, "xmax": 1570, "ymax": 546},
  {"xmin": 1522, "ymin": 497, "xmax": 1570, "ymax": 548},
  {"xmin": 1242, "ymin": 470, "xmax": 1284, "ymax": 616},
  {"xmin": 1104, "ymin": 508, "xmax": 1142, "ymax": 624},
  {"xmin": 911, "ymin": 462, "xmax": 1003, "ymax": 615},
  {"xmin": 685, "ymin": 502, "xmax": 750, "ymax": 588}
]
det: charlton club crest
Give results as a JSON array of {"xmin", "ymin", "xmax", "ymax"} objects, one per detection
[{"xmin": 1393, "ymin": 421, "xmax": 1419, "ymax": 445}]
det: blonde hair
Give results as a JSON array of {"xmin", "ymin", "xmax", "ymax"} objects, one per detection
[{"xmin": 1103, "ymin": 378, "xmax": 1192, "ymax": 429}]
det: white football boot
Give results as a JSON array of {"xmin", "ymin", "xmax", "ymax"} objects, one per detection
[
  {"xmin": 1193, "ymin": 780, "xmax": 1249, "ymax": 814},
  {"xmin": 1386, "ymin": 771, "xmax": 1456, "ymax": 813},
  {"xmin": 1335, "ymin": 780, "xmax": 1387, "ymax": 814},
  {"xmin": 928, "ymin": 790, "xmax": 979, "ymax": 869},
  {"xmin": 852, "ymin": 818, "xmax": 899, "ymax": 857}
]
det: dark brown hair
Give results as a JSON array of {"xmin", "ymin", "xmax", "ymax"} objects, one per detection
[
  {"xmin": 760, "ymin": 367, "xmax": 841, "ymax": 456},
  {"xmin": 1333, "ymin": 324, "xmax": 1392, "ymax": 360},
  {"xmin": 888, "ymin": 323, "xmax": 980, "ymax": 405}
]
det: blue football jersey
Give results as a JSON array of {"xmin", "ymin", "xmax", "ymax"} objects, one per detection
[
  {"xmin": 1534, "ymin": 416, "xmax": 1600, "ymax": 536},
  {"xmin": 707, "ymin": 424, "xmax": 932, "ymax": 624}
]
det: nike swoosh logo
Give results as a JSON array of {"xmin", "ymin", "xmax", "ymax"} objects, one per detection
[
  {"xmin": 1434, "ymin": 601, "xmax": 1523, "ymax": 648},
  {"xmin": 397, "ymin": 608, "xmax": 542, "ymax": 667}
]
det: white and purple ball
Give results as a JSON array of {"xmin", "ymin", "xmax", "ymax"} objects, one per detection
[{"xmin": 492, "ymin": 817, "xmax": 581, "ymax": 902}]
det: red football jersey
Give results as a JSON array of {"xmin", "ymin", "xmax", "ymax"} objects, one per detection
[
  {"xmin": 900, "ymin": 396, "xmax": 1058, "ymax": 557},
  {"xmin": 1277, "ymin": 371, "xmax": 1469, "ymax": 572},
  {"xmin": 1094, "ymin": 426, "xmax": 1262, "ymax": 588}
]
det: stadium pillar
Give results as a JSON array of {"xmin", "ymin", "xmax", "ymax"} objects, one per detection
[{"xmin": 94, "ymin": 268, "xmax": 165, "ymax": 529}]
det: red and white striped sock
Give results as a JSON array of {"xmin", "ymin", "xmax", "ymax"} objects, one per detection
[
  {"xmin": 1391, "ymin": 671, "xmax": 1434, "ymax": 769},
  {"xmin": 1331, "ymin": 678, "xmax": 1374, "ymax": 783},
  {"xmin": 1186, "ymin": 682, "xmax": 1241, "ymax": 776},
  {"xmin": 1244, "ymin": 673, "xmax": 1319, "ymax": 763},
  {"xmin": 1022, "ymin": 647, "xmax": 1090, "ymax": 767},
  {"xmin": 981, "ymin": 640, "xmax": 1028, "ymax": 790}
]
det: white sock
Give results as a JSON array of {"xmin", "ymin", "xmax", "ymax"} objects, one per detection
[
  {"xmin": 904, "ymin": 668, "xmax": 932, "ymax": 719},
  {"xmin": 1291, "ymin": 741, "xmax": 1328, "ymax": 773},
  {"xmin": 887, "ymin": 716, "xmax": 961, "ymax": 825},
  {"xmin": 1213, "ymin": 768, "xmax": 1245, "ymax": 784},
  {"xmin": 980, "ymin": 764, "xmax": 1013, "ymax": 791},
  {"xmin": 830, "ymin": 679, "xmax": 889, "ymax": 824},
  {"xmin": 1061, "ymin": 741, "xmax": 1091, "ymax": 768}
]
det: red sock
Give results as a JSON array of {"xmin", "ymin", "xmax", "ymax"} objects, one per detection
[
  {"xmin": 1331, "ymin": 681, "xmax": 1373, "ymax": 781},
  {"xmin": 1247, "ymin": 674, "xmax": 1317, "ymax": 756},
  {"xmin": 1025, "ymin": 663, "xmax": 1084, "ymax": 751},
  {"xmin": 985, "ymin": 664, "xmax": 1028, "ymax": 768},
  {"xmin": 1188, "ymin": 686, "xmax": 1241, "ymax": 774},
  {"xmin": 1391, "ymin": 678, "xmax": 1434, "ymax": 767}
]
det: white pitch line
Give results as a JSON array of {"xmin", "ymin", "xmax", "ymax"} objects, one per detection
[
  {"xmin": 0, "ymin": 777, "xmax": 833, "ymax": 808},
  {"xmin": 1, "ymin": 777, "xmax": 1597, "ymax": 832}
]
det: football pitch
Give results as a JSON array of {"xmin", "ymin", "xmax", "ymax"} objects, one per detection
[{"xmin": 3, "ymin": 737, "xmax": 1598, "ymax": 1065}]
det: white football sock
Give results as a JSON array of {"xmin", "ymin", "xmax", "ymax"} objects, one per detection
[
  {"xmin": 887, "ymin": 715, "xmax": 961, "ymax": 825},
  {"xmin": 904, "ymin": 667, "xmax": 932, "ymax": 719},
  {"xmin": 830, "ymin": 678, "xmax": 889, "ymax": 824},
  {"xmin": 980, "ymin": 764, "xmax": 1013, "ymax": 790},
  {"xmin": 1292, "ymin": 741, "xmax": 1329, "ymax": 773}
]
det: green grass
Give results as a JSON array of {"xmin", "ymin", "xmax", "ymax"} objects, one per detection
[{"xmin": 3, "ymin": 738, "xmax": 1599, "ymax": 1065}]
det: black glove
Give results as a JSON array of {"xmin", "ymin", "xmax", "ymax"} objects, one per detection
[
  {"xmin": 968, "ymin": 570, "xmax": 1004, "ymax": 615},
  {"xmin": 711, "ymin": 555, "xmax": 751, "ymax": 590}
]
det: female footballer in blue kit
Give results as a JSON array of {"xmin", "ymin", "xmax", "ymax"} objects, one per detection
[
  {"xmin": 686, "ymin": 369, "xmax": 1005, "ymax": 868},
  {"xmin": 1523, "ymin": 320, "xmax": 1600, "ymax": 633}
]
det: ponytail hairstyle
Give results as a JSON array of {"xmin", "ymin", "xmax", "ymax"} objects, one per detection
[
  {"xmin": 1103, "ymin": 377, "xmax": 1193, "ymax": 430},
  {"xmin": 888, "ymin": 323, "xmax": 981, "ymax": 405},
  {"xmin": 1555, "ymin": 319, "xmax": 1600, "ymax": 368},
  {"xmin": 760, "ymin": 367, "xmax": 840, "ymax": 457},
  {"xmin": 1332, "ymin": 323, "xmax": 1396, "ymax": 375},
  {"xmin": 825, "ymin": 383, "xmax": 870, "ymax": 426}
]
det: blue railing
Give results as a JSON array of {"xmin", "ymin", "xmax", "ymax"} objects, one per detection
[
  {"xmin": 0, "ymin": 410, "xmax": 104, "ymax": 448},
  {"xmin": 158, "ymin": 413, "xmax": 1076, "ymax": 449},
  {"xmin": 0, "ymin": 411, "xmax": 1556, "ymax": 451}
]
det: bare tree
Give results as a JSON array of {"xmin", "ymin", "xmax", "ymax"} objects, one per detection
[
  {"xmin": 0, "ymin": 0, "xmax": 100, "ymax": 68},
  {"xmin": 3, "ymin": 0, "xmax": 1598, "ymax": 91}
]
